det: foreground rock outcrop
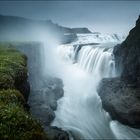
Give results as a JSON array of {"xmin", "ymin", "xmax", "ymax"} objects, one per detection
[
  {"xmin": 114, "ymin": 15, "xmax": 140, "ymax": 82},
  {"xmin": 0, "ymin": 44, "xmax": 47, "ymax": 140},
  {"xmin": 98, "ymin": 15, "xmax": 140, "ymax": 128},
  {"xmin": 98, "ymin": 78, "xmax": 140, "ymax": 128}
]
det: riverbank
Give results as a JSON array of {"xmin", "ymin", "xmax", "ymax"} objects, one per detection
[
  {"xmin": 10, "ymin": 42, "xmax": 69, "ymax": 139},
  {"xmin": 0, "ymin": 43, "xmax": 47, "ymax": 140},
  {"xmin": 0, "ymin": 42, "xmax": 70, "ymax": 140}
]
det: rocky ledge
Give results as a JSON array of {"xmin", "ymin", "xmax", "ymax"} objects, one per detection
[{"xmin": 114, "ymin": 15, "xmax": 140, "ymax": 82}]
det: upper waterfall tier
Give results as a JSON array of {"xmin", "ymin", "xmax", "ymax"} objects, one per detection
[
  {"xmin": 74, "ymin": 33, "xmax": 125, "ymax": 44},
  {"xmin": 57, "ymin": 33, "xmax": 120, "ymax": 78},
  {"xmin": 77, "ymin": 45, "xmax": 115, "ymax": 78}
]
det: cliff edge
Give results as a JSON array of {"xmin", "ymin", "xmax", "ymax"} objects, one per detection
[{"xmin": 0, "ymin": 44, "xmax": 47, "ymax": 140}]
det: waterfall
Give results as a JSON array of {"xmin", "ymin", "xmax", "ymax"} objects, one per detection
[
  {"xmin": 48, "ymin": 36, "xmax": 140, "ymax": 139},
  {"xmin": 77, "ymin": 45, "xmax": 116, "ymax": 78},
  {"xmin": 57, "ymin": 43, "xmax": 116, "ymax": 78},
  {"xmin": 51, "ymin": 42, "xmax": 116, "ymax": 139}
]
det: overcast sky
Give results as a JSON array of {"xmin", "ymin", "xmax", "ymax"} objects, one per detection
[{"xmin": 0, "ymin": 1, "xmax": 140, "ymax": 36}]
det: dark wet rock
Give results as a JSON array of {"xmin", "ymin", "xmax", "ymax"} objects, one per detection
[
  {"xmin": 98, "ymin": 77, "xmax": 140, "ymax": 128},
  {"xmin": 98, "ymin": 16, "xmax": 140, "ymax": 128},
  {"xmin": 43, "ymin": 77, "xmax": 64, "ymax": 100},
  {"xmin": 114, "ymin": 15, "xmax": 140, "ymax": 82},
  {"xmin": 50, "ymin": 100, "xmax": 57, "ymax": 110},
  {"xmin": 53, "ymin": 86, "xmax": 64, "ymax": 100},
  {"xmin": 16, "ymin": 80, "xmax": 30, "ymax": 102},
  {"xmin": 103, "ymin": 48, "xmax": 110, "ymax": 52},
  {"xmin": 45, "ymin": 126, "xmax": 69, "ymax": 140},
  {"xmin": 43, "ymin": 77, "xmax": 64, "ymax": 88},
  {"xmin": 31, "ymin": 106, "xmax": 55, "ymax": 126},
  {"xmin": 29, "ymin": 78, "xmax": 64, "ymax": 125}
]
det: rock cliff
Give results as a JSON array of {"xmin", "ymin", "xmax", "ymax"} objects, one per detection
[
  {"xmin": 114, "ymin": 15, "xmax": 140, "ymax": 82},
  {"xmin": 98, "ymin": 16, "xmax": 140, "ymax": 128},
  {"xmin": 0, "ymin": 44, "xmax": 47, "ymax": 140},
  {"xmin": 13, "ymin": 42, "xmax": 69, "ymax": 139}
]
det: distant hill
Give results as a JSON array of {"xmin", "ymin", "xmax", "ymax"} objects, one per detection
[
  {"xmin": 0, "ymin": 15, "xmax": 68, "ymax": 42},
  {"xmin": 0, "ymin": 15, "xmax": 92, "ymax": 42}
]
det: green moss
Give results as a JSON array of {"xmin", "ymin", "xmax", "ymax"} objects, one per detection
[
  {"xmin": 0, "ymin": 89, "xmax": 25, "ymax": 105},
  {"xmin": 0, "ymin": 44, "xmax": 27, "ymax": 89},
  {"xmin": 0, "ymin": 72, "xmax": 14, "ymax": 89},
  {"xmin": 0, "ymin": 104, "xmax": 46, "ymax": 140}
]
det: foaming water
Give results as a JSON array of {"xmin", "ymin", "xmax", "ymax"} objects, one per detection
[
  {"xmin": 43, "ymin": 38, "xmax": 140, "ymax": 139},
  {"xmin": 77, "ymin": 44, "xmax": 116, "ymax": 77},
  {"xmin": 51, "ymin": 43, "xmax": 116, "ymax": 139}
]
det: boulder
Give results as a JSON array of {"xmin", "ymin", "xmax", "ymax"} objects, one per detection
[
  {"xmin": 45, "ymin": 126, "xmax": 69, "ymax": 140},
  {"xmin": 98, "ymin": 78, "xmax": 140, "ymax": 128},
  {"xmin": 31, "ymin": 106, "xmax": 55, "ymax": 126}
]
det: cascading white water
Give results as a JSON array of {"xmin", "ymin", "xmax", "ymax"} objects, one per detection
[
  {"xmin": 51, "ymin": 42, "xmax": 116, "ymax": 139},
  {"xmin": 77, "ymin": 45, "xmax": 116, "ymax": 78},
  {"xmin": 44, "ymin": 34, "xmax": 140, "ymax": 139}
]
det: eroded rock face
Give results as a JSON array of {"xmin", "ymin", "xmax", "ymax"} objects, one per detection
[
  {"xmin": 98, "ymin": 78, "xmax": 140, "ymax": 128},
  {"xmin": 114, "ymin": 15, "xmax": 140, "ymax": 82},
  {"xmin": 98, "ymin": 16, "xmax": 140, "ymax": 128},
  {"xmin": 29, "ymin": 77, "xmax": 64, "ymax": 126}
]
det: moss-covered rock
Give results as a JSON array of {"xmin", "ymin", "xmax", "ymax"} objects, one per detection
[
  {"xmin": 0, "ymin": 104, "xmax": 46, "ymax": 140},
  {"xmin": 0, "ymin": 43, "xmax": 29, "ymax": 100},
  {"xmin": 0, "ymin": 43, "xmax": 47, "ymax": 140},
  {"xmin": 0, "ymin": 89, "xmax": 25, "ymax": 105}
]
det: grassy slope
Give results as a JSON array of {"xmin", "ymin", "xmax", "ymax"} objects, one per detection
[{"xmin": 0, "ymin": 43, "xmax": 46, "ymax": 140}]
